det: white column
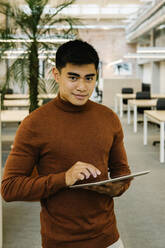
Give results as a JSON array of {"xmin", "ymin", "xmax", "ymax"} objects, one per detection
[
  {"xmin": 127, "ymin": 103, "xmax": 131, "ymax": 124},
  {"xmin": 133, "ymin": 105, "xmax": 137, "ymax": 133},
  {"xmin": 151, "ymin": 62, "xmax": 160, "ymax": 94},
  {"xmin": 160, "ymin": 61, "xmax": 165, "ymax": 94},
  {"xmin": 137, "ymin": 64, "xmax": 143, "ymax": 81},
  {"xmin": 119, "ymin": 97, "xmax": 123, "ymax": 118},
  {"xmin": 0, "ymin": 94, "xmax": 3, "ymax": 248},
  {"xmin": 160, "ymin": 122, "xmax": 165, "ymax": 163},
  {"xmin": 114, "ymin": 96, "xmax": 118, "ymax": 113},
  {"xmin": 144, "ymin": 114, "xmax": 148, "ymax": 145}
]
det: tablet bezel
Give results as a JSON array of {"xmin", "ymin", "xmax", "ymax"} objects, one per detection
[{"xmin": 69, "ymin": 170, "xmax": 150, "ymax": 189}]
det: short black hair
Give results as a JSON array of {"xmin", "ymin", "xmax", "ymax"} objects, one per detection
[{"xmin": 55, "ymin": 39, "xmax": 99, "ymax": 71}]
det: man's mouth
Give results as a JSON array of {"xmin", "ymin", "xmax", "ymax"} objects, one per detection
[{"xmin": 72, "ymin": 94, "xmax": 88, "ymax": 100}]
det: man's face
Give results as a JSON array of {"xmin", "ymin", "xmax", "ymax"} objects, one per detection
[{"xmin": 53, "ymin": 63, "xmax": 97, "ymax": 106}]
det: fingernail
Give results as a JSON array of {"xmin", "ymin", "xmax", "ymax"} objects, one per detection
[{"xmin": 97, "ymin": 170, "xmax": 101, "ymax": 175}]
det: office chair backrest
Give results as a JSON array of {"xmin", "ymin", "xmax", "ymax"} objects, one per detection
[
  {"xmin": 142, "ymin": 83, "xmax": 150, "ymax": 92},
  {"xmin": 136, "ymin": 91, "xmax": 151, "ymax": 113},
  {"xmin": 5, "ymin": 88, "xmax": 13, "ymax": 94},
  {"xmin": 136, "ymin": 91, "xmax": 151, "ymax": 99},
  {"xmin": 156, "ymin": 98, "xmax": 165, "ymax": 110},
  {"xmin": 121, "ymin": 88, "xmax": 133, "ymax": 105},
  {"xmin": 121, "ymin": 88, "xmax": 133, "ymax": 94}
]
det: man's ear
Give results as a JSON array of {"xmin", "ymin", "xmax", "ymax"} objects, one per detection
[
  {"xmin": 96, "ymin": 70, "xmax": 99, "ymax": 81},
  {"xmin": 52, "ymin": 67, "xmax": 60, "ymax": 83}
]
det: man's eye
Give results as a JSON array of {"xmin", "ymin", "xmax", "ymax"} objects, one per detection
[
  {"xmin": 86, "ymin": 77, "xmax": 93, "ymax": 81},
  {"xmin": 69, "ymin": 76, "xmax": 77, "ymax": 81}
]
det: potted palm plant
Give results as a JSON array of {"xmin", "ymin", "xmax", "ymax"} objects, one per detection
[{"xmin": 0, "ymin": 0, "xmax": 78, "ymax": 112}]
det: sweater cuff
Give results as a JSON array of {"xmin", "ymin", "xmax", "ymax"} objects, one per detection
[
  {"xmin": 115, "ymin": 181, "xmax": 131, "ymax": 197},
  {"xmin": 48, "ymin": 172, "xmax": 67, "ymax": 195}
]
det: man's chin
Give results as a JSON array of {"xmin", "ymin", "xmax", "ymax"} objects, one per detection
[
  {"xmin": 70, "ymin": 95, "xmax": 89, "ymax": 106},
  {"xmin": 71, "ymin": 98, "xmax": 88, "ymax": 106},
  {"xmin": 72, "ymin": 100, "xmax": 87, "ymax": 106}
]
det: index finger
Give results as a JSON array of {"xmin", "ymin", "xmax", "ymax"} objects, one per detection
[{"xmin": 81, "ymin": 163, "xmax": 101, "ymax": 178}]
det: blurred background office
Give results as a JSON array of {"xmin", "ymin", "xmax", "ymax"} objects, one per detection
[{"xmin": 0, "ymin": 0, "xmax": 165, "ymax": 248}]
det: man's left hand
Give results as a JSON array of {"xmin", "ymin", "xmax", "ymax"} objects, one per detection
[{"xmin": 84, "ymin": 181, "xmax": 126, "ymax": 197}]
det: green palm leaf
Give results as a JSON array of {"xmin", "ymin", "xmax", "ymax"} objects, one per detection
[{"xmin": 0, "ymin": 0, "xmax": 79, "ymax": 112}]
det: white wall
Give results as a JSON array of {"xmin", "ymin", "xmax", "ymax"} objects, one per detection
[
  {"xmin": 143, "ymin": 63, "xmax": 152, "ymax": 84},
  {"xmin": 79, "ymin": 28, "xmax": 137, "ymax": 79},
  {"xmin": 103, "ymin": 78, "xmax": 141, "ymax": 109},
  {"xmin": 159, "ymin": 61, "xmax": 165, "ymax": 93}
]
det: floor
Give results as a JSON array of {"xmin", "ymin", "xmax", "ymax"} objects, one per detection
[{"xmin": 1, "ymin": 109, "xmax": 165, "ymax": 248}]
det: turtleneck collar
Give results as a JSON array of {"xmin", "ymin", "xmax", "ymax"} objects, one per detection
[{"xmin": 53, "ymin": 93, "xmax": 91, "ymax": 112}]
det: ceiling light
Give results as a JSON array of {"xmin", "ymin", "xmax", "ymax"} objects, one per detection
[
  {"xmin": 0, "ymin": 38, "xmax": 70, "ymax": 43},
  {"xmin": 124, "ymin": 53, "xmax": 165, "ymax": 59},
  {"xmin": 137, "ymin": 48, "xmax": 165, "ymax": 53},
  {"xmin": 157, "ymin": 24, "xmax": 165, "ymax": 30},
  {"xmin": 107, "ymin": 59, "xmax": 123, "ymax": 66}
]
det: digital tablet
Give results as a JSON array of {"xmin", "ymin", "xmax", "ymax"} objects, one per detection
[{"xmin": 69, "ymin": 170, "xmax": 150, "ymax": 189}]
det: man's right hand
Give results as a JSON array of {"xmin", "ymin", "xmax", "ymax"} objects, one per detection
[{"xmin": 65, "ymin": 161, "xmax": 101, "ymax": 186}]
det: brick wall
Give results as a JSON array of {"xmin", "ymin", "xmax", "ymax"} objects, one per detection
[{"xmin": 79, "ymin": 28, "xmax": 137, "ymax": 79}]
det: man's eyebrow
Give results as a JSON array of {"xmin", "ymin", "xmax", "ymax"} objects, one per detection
[
  {"xmin": 67, "ymin": 72, "xmax": 80, "ymax": 77},
  {"xmin": 85, "ymin": 73, "xmax": 96, "ymax": 77},
  {"xmin": 67, "ymin": 72, "xmax": 96, "ymax": 77}
]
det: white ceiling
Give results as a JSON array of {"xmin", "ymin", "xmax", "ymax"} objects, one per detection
[
  {"xmin": 11, "ymin": 0, "xmax": 153, "ymax": 6},
  {"xmin": 11, "ymin": 0, "xmax": 154, "ymax": 22},
  {"xmin": 56, "ymin": 0, "xmax": 152, "ymax": 5},
  {"xmin": 48, "ymin": 0, "xmax": 153, "ymax": 20}
]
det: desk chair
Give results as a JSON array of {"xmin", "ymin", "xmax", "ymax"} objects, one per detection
[
  {"xmin": 153, "ymin": 98, "xmax": 165, "ymax": 146},
  {"xmin": 135, "ymin": 91, "xmax": 151, "ymax": 124},
  {"xmin": 4, "ymin": 88, "xmax": 13, "ymax": 94},
  {"xmin": 142, "ymin": 83, "xmax": 151, "ymax": 93},
  {"xmin": 121, "ymin": 87, "xmax": 133, "ymax": 105},
  {"xmin": 136, "ymin": 91, "xmax": 151, "ymax": 114}
]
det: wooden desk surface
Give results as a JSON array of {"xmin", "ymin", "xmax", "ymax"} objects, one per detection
[
  {"xmin": 116, "ymin": 93, "xmax": 136, "ymax": 99},
  {"xmin": 4, "ymin": 93, "xmax": 57, "ymax": 100},
  {"xmin": 128, "ymin": 99, "xmax": 157, "ymax": 107},
  {"xmin": 4, "ymin": 94, "xmax": 29, "ymax": 99},
  {"xmin": 4, "ymin": 100, "xmax": 30, "ymax": 107},
  {"xmin": 116, "ymin": 93, "xmax": 165, "ymax": 100},
  {"xmin": 144, "ymin": 110, "xmax": 165, "ymax": 122},
  {"xmin": 38, "ymin": 93, "xmax": 57, "ymax": 99},
  {"xmin": 3, "ymin": 99, "xmax": 43, "ymax": 107},
  {"xmin": 152, "ymin": 94, "xmax": 165, "ymax": 99},
  {"xmin": 1, "ymin": 110, "xmax": 29, "ymax": 122}
]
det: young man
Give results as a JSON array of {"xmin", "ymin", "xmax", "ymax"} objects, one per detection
[{"xmin": 1, "ymin": 40, "xmax": 131, "ymax": 248}]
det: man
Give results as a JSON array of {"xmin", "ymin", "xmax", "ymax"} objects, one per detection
[{"xmin": 1, "ymin": 40, "xmax": 131, "ymax": 248}]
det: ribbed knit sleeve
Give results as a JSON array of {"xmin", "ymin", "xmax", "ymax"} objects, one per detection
[
  {"xmin": 108, "ymin": 114, "xmax": 131, "ymax": 196},
  {"xmin": 1, "ymin": 115, "xmax": 66, "ymax": 202}
]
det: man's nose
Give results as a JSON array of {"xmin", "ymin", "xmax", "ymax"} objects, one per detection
[{"xmin": 77, "ymin": 78, "xmax": 87, "ymax": 91}]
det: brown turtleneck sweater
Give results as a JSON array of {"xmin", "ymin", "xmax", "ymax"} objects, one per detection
[{"xmin": 1, "ymin": 95, "xmax": 131, "ymax": 248}]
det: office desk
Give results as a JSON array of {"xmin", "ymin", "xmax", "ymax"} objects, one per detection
[
  {"xmin": 144, "ymin": 110, "xmax": 165, "ymax": 163},
  {"xmin": 5, "ymin": 93, "xmax": 57, "ymax": 100},
  {"xmin": 152, "ymin": 94, "xmax": 165, "ymax": 98},
  {"xmin": 4, "ymin": 94, "xmax": 29, "ymax": 99},
  {"xmin": 3, "ymin": 99, "xmax": 43, "ymax": 108},
  {"xmin": 38, "ymin": 93, "xmax": 57, "ymax": 99},
  {"xmin": 1, "ymin": 110, "xmax": 29, "ymax": 122},
  {"xmin": 4, "ymin": 100, "xmax": 30, "ymax": 108},
  {"xmin": 114, "ymin": 93, "xmax": 136, "ymax": 118},
  {"xmin": 115, "ymin": 93, "xmax": 165, "ymax": 118},
  {"xmin": 127, "ymin": 99, "xmax": 157, "ymax": 133}
]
